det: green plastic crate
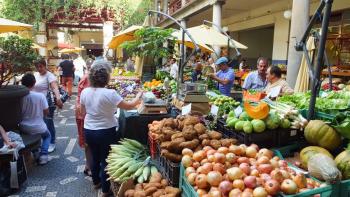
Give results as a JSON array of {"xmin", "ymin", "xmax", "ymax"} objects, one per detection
[
  {"xmin": 180, "ymin": 164, "xmax": 198, "ymax": 197},
  {"xmin": 299, "ymin": 109, "xmax": 336, "ymax": 122}
]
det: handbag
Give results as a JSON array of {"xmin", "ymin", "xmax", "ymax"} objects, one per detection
[{"xmin": 46, "ymin": 75, "xmax": 69, "ymax": 109}]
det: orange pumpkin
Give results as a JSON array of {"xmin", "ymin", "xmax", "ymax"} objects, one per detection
[{"xmin": 243, "ymin": 101, "xmax": 270, "ymax": 120}]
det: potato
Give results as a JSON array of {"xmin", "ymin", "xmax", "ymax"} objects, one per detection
[
  {"xmin": 182, "ymin": 125, "xmax": 194, "ymax": 132},
  {"xmin": 167, "ymin": 137, "xmax": 185, "ymax": 153},
  {"xmin": 210, "ymin": 139, "xmax": 221, "ymax": 149},
  {"xmin": 125, "ymin": 189, "xmax": 135, "ymax": 197},
  {"xmin": 201, "ymin": 139, "xmax": 211, "ymax": 146},
  {"xmin": 208, "ymin": 131, "xmax": 223, "ymax": 140},
  {"xmin": 145, "ymin": 186, "xmax": 158, "ymax": 196},
  {"xmin": 164, "ymin": 186, "xmax": 181, "ymax": 196},
  {"xmin": 183, "ymin": 116, "xmax": 200, "ymax": 126},
  {"xmin": 171, "ymin": 132, "xmax": 184, "ymax": 141},
  {"xmin": 135, "ymin": 183, "xmax": 143, "ymax": 191},
  {"xmin": 182, "ymin": 130, "xmax": 196, "ymax": 141},
  {"xmin": 194, "ymin": 145, "xmax": 203, "ymax": 152},
  {"xmin": 161, "ymin": 150, "xmax": 182, "ymax": 163},
  {"xmin": 194, "ymin": 123, "xmax": 207, "ymax": 135},
  {"xmin": 198, "ymin": 133, "xmax": 209, "ymax": 141},
  {"xmin": 134, "ymin": 190, "xmax": 146, "ymax": 197},
  {"xmin": 220, "ymin": 138, "xmax": 237, "ymax": 147},
  {"xmin": 144, "ymin": 183, "xmax": 162, "ymax": 190},
  {"xmin": 179, "ymin": 139, "xmax": 199, "ymax": 150},
  {"xmin": 153, "ymin": 189, "xmax": 165, "ymax": 197},
  {"xmin": 163, "ymin": 118, "xmax": 176, "ymax": 129},
  {"xmin": 160, "ymin": 141, "xmax": 171, "ymax": 149},
  {"xmin": 161, "ymin": 179, "xmax": 169, "ymax": 187}
]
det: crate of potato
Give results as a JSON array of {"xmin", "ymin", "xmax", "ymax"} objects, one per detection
[{"xmin": 148, "ymin": 115, "xmax": 237, "ymax": 186}]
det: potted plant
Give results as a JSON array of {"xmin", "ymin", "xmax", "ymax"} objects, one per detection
[{"xmin": 0, "ymin": 35, "xmax": 38, "ymax": 130}]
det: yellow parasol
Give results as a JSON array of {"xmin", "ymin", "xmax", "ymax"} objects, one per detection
[
  {"xmin": 172, "ymin": 25, "xmax": 248, "ymax": 49},
  {"xmin": 172, "ymin": 30, "xmax": 214, "ymax": 53},
  {"xmin": 59, "ymin": 47, "xmax": 85, "ymax": 54},
  {"xmin": 0, "ymin": 18, "xmax": 32, "ymax": 33},
  {"xmin": 294, "ymin": 37, "xmax": 316, "ymax": 93},
  {"xmin": 108, "ymin": 25, "xmax": 143, "ymax": 49}
]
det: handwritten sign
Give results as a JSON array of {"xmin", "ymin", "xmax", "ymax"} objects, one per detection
[
  {"xmin": 234, "ymin": 106, "xmax": 243, "ymax": 117},
  {"xmin": 267, "ymin": 86, "xmax": 282, "ymax": 98},
  {"xmin": 182, "ymin": 103, "xmax": 192, "ymax": 115}
]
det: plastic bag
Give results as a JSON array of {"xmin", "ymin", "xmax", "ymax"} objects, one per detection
[
  {"xmin": 143, "ymin": 92, "xmax": 156, "ymax": 103},
  {"xmin": 308, "ymin": 153, "xmax": 342, "ymax": 183}
]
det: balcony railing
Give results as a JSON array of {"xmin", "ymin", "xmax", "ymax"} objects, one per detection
[{"xmin": 169, "ymin": 0, "xmax": 192, "ymax": 15}]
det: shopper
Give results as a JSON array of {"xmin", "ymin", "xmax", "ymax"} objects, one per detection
[
  {"xmin": 59, "ymin": 54, "xmax": 75, "ymax": 96},
  {"xmin": 75, "ymin": 58, "xmax": 93, "ymax": 177},
  {"xmin": 20, "ymin": 73, "xmax": 51, "ymax": 165},
  {"xmin": 242, "ymin": 57, "xmax": 268, "ymax": 91},
  {"xmin": 80, "ymin": 60, "xmax": 142, "ymax": 196},
  {"xmin": 73, "ymin": 54, "xmax": 86, "ymax": 86},
  {"xmin": 33, "ymin": 58, "xmax": 63, "ymax": 153},
  {"xmin": 208, "ymin": 57, "xmax": 235, "ymax": 96},
  {"xmin": 169, "ymin": 57, "xmax": 178, "ymax": 79},
  {"xmin": 192, "ymin": 62, "xmax": 203, "ymax": 82},
  {"xmin": 265, "ymin": 66, "xmax": 293, "ymax": 97}
]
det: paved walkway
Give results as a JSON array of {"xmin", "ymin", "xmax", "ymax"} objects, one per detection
[{"xmin": 11, "ymin": 92, "xmax": 98, "ymax": 197}]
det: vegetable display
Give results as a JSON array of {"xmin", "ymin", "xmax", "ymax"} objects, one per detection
[
  {"xmin": 208, "ymin": 95, "xmax": 240, "ymax": 117},
  {"xmin": 148, "ymin": 116, "xmax": 237, "ymax": 163},
  {"xmin": 182, "ymin": 144, "xmax": 324, "ymax": 196},
  {"xmin": 124, "ymin": 172, "xmax": 181, "ymax": 197},
  {"xmin": 335, "ymin": 145, "xmax": 350, "ymax": 180},
  {"xmin": 108, "ymin": 79, "xmax": 141, "ymax": 101},
  {"xmin": 106, "ymin": 139, "xmax": 157, "ymax": 183}
]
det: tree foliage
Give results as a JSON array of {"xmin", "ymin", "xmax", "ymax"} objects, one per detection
[
  {"xmin": 120, "ymin": 27, "xmax": 175, "ymax": 60},
  {"xmin": 0, "ymin": 0, "xmax": 153, "ymax": 28},
  {"xmin": 0, "ymin": 36, "xmax": 38, "ymax": 87}
]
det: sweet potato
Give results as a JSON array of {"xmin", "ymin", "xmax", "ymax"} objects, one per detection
[
  {"xmin": 182, "ymin": 130, "xmax": 196, "ymax": 141},
  {"xmin": 135, "ymin": 183, "xmax": 143, "ymax": 191},
  {"xmin": 134, "ymin": 190, "xmax": 146, "ymax": 197},
  {"xmin": 179, "ymin": 139, "xmax": 199, "ymax": 150},
  {"xmin": 167, "ymin": 137, "xmax": 185, "ymax": 153},
  {"xmin": 144, "ymin": 183, "xmax": 162, "ymax": 190},
  {"xmin": 149, "ymin": 172, "xmax": 162, "ymax": 183},
  {"xmin": 163, "ymin": 118, "xmax": 176, "ymax": 129},
  {"xmin": 160, "ymin": 141, "xmax": 171, "ymax": 149},
  {"xmin": 161, "ymin": 150, "xmax": 182, "ymax": 163},
  {"xmin": 194, "ymin": 123, "xmax": 207, "ymax": 135},
  {"xmin": 161, "ymin": 179, "xmax": 168, "ymax": 187},
  {"xmin": 153, "ymin": 189, "xmax": 165, "ymax": 197},
  {"xmin": 210, "ymin": 139, "xmax": 221, "ymax": 149},
  {"xmin": 208, "ymin": 131, "xmax": 223, "ymax": 140},
  {"xmin": 145, "ymin": 186, "xmax": 158, "ymax": 196},
  {"xmin": 198, "ymin": 133, "xmax": 210, "ymax": 141},
  {"xmin": 164, "ymin": 186, "xmax": 181, "ymax": 196},
  {"xmin": 125, "ymin": 189, "xmax": 135, "ymax": 197}
]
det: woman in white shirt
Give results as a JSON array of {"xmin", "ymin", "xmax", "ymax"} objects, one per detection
[
  {"xmin": 33, "ymin": 59, "xmax": 63, "ymax": 153},
  {"xmin": 80, "ymin": 60, "xmax": 142, "ymax": 196}
]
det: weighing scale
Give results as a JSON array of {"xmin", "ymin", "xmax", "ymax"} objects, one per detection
[{"xmin": 138, "ymin": 99, "xmax": 168, "ymax": 115}]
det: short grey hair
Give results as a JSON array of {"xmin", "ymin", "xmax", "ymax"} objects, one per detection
[
  {"xmin": 91, "ymin": 59, "xmax": 112, "ymax": 73},
  {"xmin": 89, "ymin": 64, "xmax": 110, "ymax": 88}
]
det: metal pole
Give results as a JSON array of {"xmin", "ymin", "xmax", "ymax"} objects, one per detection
[
  {"xmin": 180, "ymin": 29, "xmax": 185, "ymax": 82},
  {"xmin": 308, "ymin": 0, "xmax": 333, "ymax": 120}
]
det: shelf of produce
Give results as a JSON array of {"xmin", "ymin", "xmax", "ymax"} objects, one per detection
[{"xmin": 321, "ymin": 71, "xmax": 350, "ymax": 77}]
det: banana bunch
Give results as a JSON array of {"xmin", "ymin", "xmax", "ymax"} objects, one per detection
[{"xmin": 106, "ymin": 138, "xmax": 158, "ymax": 183}]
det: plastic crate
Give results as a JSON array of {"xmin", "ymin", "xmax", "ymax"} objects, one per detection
[
  {"xmin": 158, "ymin": 157, "xmax": 180, "ymax": 187},
  {"xmin": 276, "ymin": 128, "xmax": 304, "ymax": 147},
  {"xmin": 299, "ymin": 109, "xmax": 336, "ymax": 122},
  {"xmin": 216, "ymin": 119, "xmax": 234, "ymax": 138},
  {"xmin": 180, "ymin": 164, "xmax": 198, "ymax": 197},
  {"xmin": 232, "ymin": 129, "xmax": 278, "ymax": 148},
  {"xmin": 148, "ymin": 132, "xmax": 157, "ymax": 159}
]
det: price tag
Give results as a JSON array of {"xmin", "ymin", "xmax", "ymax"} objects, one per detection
[
  {"xmin": 182, "ymin": 103, "xmax": 192, "ymax": 115},
  {"xmin": 234, "ymin": 106, "xmax": 243, "ymax": 117},
  {"xmin": 290, "ymin": 130, "xmax": 297, "ymax": 136},
  {"xmin": 267, "ymin": 86, "xmax": 282, "ymax": 98},
  {"xmin": 210, "ymin": 105, "xmax": 219, "ymax": 116}
]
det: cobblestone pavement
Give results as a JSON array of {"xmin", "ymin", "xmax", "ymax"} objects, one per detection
[{"xmin": 11, "ymin": 90, "xmax": 98, "ymax": 197}]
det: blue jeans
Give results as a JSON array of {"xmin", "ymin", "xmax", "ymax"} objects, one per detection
[
  {"xmin": 44, "ymin": 107, "xmax": 56, "ymax": 144},
  {"xmin": 40, "ymin": 130, "xmax": 51, "ymax": 155},
  {"xmin": 84, "ymin": 127, "xmax": 119, "ymax": 193}
]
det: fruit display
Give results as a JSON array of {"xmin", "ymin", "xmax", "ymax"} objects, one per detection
[
  {"xmin": 207, "ymin": 95, "xmax": 240, "ymax": 116},
  {"xmin": 155, "ymin": 70, "xmax": 171, "ymax": 81},
  {"xmin": 182, "ymin": 143, "xmax": 325, "ymax": 196},
  {"xmin": 124, "ymin": 172, "xmax": 181, "ymax": 197},
  {"xmin": 148, "ymin": 116, "xmax": 237, "ymax": 163},
  {"xmin": 108, "ymin": 79, "xmax": 141, "ymax": 101},
  {"xmin": 106, "ymin": 139, "xmax": 157, "ymax": 183},
  {"xmin": 143, "ymin": 79, "xmax": 163, "ymax": 90},
  {"xmin": 112, "ymin": 67, "xmax": 137, "ymax": 77}
]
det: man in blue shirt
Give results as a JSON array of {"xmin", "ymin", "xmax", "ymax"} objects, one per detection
[
  {"xmin": 208, "ymin": 57, "xmax": 235, "ymax": 96},
  {"xmin": 242, "ymin": 57, "xmax": 268, "ymax": 90}
]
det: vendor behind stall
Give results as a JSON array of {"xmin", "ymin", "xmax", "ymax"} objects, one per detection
[
  {"xmin": 208, "ymin": 57, "xmax": 234, "ymax": 96},
  {"xmin": 265, "ymin": 66, "xmax": 293, "ymax": 97},
  {"xmin": 169, "ymin": 57, "xmax": 178, "ymax": 79},
  {"xmin": 242, "ymin": 57, "xmax": 268, "ymax": 90}
]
